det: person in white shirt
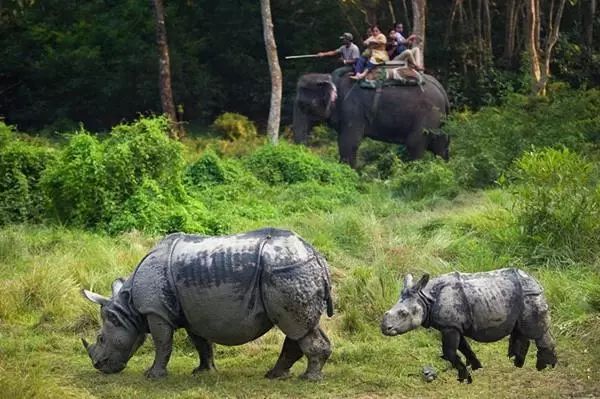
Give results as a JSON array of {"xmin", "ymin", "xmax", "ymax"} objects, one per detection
[{"xmin": 317, "ymin": 32, "xmax": 360, "ymax": 68}]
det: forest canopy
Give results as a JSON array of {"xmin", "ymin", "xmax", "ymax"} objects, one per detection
[{"xmin": 1, "ymin": 0, "xmax": 598, "ymax": 132}]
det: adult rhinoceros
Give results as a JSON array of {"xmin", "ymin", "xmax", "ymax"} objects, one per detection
[
  {"xmin": 292, "ymin": 69, "xmax": 450, "ymax": 168},
  {"xmin": 81, "ymin": 228, "xmax": 333, "ymax": 381}
]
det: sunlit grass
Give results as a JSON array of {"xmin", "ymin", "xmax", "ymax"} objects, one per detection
[{"xmin": 0, "ymin": 189, "xmax": 599, "ymax": 398}]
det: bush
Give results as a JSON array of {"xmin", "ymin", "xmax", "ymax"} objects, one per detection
[
  {"xmin": 389, "ymin": 159, "xmax": 459, "ymax": 202},
  {"xmin": 447, "ymin": 89, "xmax": 600, "ymax": 188},
  {"xmin": 211, "ymin": 112, "xmax": 257, "ymax": 141},
  {"xmin": 508, "ymin": 147, "xmax": 600, "ymax": 263},
  {"xmin": 185, "ymin": 149, "xmax": 246, "ymax": 189},
  {"xmin": 245, "ymin": 142, "xmax": 358, "ymax": 186},
  {"xmin": 0, "ymin": 123, "xmax": 56, "ymax": 224},
  {"xmin": 42, "ymin": 116, "xmax": 208, "ymax": 234}
]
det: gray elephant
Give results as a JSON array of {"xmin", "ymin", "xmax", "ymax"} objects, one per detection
[
  {"xmin": 292, "ymin": 70, "xmax": 450, "ymax": 167},
  {"xmin": 81, "ymin": 228, "xmax": 333, "ymax": 381},
  {"xmin": 381, "ymin": 268, "xmax": 557, "ymax": 383}
]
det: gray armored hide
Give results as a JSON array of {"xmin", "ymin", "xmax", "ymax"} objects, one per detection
[
  {"xmin": 382, "ymin": 268, "xmax": 557, "ymax": 383},
  {"xmin": 82, "ymin": 228, "xmax": 334, "ymax": 381}
]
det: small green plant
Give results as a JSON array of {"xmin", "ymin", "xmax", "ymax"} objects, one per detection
[
  {"xmin": 508, "ymin": 147, "xmax": 600, "ymax": 263},
  {"xmin": 390, "ymin": 159, "xmax": 459, "ymax": 202},
  {"xmin": 245, "ymin": 142, "xmax": 358, "ymax": 186},
  {"xmin": 211, "ymin": 112, "xmax": 257, "ymax": 141}
]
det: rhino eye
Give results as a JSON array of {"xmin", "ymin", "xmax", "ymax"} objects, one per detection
[{"xmin": 97, "ymin": 334, "xmax": 104, "ymax": 344}]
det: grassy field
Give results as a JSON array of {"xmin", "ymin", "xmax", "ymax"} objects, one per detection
[{"xmin": 1, "ymin": 187, "xmax": 599, "ymax": 399}]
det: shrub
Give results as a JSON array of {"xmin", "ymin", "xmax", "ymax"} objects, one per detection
[
  {"xmin": 508, "ymin": 147, "xmax": 600, "ymax": 263},
  {"xmin": 245, "ymin": 142, "xmax": 358, "ymax": 186},
  {"xmin": 185, "ymin": 149, "xmax": 246, "ymax": 188},
  {"xmin": 447, "ymin": 89, "xmax": 600, "ymax": 188},
  {"xmin": 357, "ymin": 140, "xmax": 403, "ymax": 180},
  {"xmin": 42, "ymin": 116, "xmax": 207, "ymax": 234},
  {"xmin": 389, "ymin": 159, "xmax": 459, "ymax": 202},
  {"xmin": 0, "ymin": 124, "xmax": 56, "ymax": 224},
  {"xmin": 211, "ymin": 112, "xmax": 257, "ymax": 141}
]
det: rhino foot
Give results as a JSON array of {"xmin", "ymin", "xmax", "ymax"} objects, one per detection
[
  {"xmin": 145, "ymin": 367, "xmax": 167, "ymax": 379},
  {"xmin": 457, "ymin": 368, "xmax": 472, "ymax": 384},
  {"xmin": 192, "ymin": 365, "xmax": 216, "ymax": 375},
  {"xmin": 265, "ymin": 368, "xmax": 291, "ymax": 379},
  {"xmin": 469, "ymin": 358, "xmax": 483, "ymax": 370},
  {"xmin": 536, "ymin": 348, "xmax": 557, "ymax": 371},
  {"xmin": 299, "ymin": 371, "xmax": 323, "ymax": 381}
]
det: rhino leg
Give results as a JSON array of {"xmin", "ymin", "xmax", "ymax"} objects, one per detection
[
  {"xmin": 186, "ymin": 329, "xmax": 216, "ymax": 374},
  {"xmin": 459, "ymin": 335, "xmax": 482, "ymax": 370},
  {"xmin": 518, "ymin": 294, "xmax": 557, "ymax": 370},
  {"xmin": 508, "ymin": 330, "xmax": 530, "ymax": 368},
  {"xmin": 265, "ymin": 337, "xmax": 303, "ymax": 379},
  {"xmin": 145, "ymin": 314, "xmax": 174, "ymax": 379},
  {"xmin": 298, "ymin": 327, "xmax": 332, "ymax": 381},
  {"xmin": 441, "ymin": 329, "xmax": 472, "ymax": 383},
  {"xmin": 535, "ymin": 331, "xmax": 557, "ymax": 370}
]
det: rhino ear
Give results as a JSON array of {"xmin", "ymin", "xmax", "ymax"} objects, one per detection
[
  {"xmin": 402, "ymin": 274, "xmax": 414, "ymax": 295},
  {"xmin": 413, "ymin": 274, "xmax": 430, "ymax": 292},
  {"xmin": 111, "ymin": 278, "xmax": 125, "ymax": 297},
  {"xmin": 82, "ymin": 289, "xmax": 109, "ymax": 306}
]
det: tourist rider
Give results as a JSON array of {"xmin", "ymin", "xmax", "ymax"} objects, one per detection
[{"xmin": 351, "ymin": 25, "xmax": 388, "ymax": 80}]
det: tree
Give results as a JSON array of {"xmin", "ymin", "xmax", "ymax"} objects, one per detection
[
  {"xmin": 260, "ymin": 0, "xmax": 282, "ymax": 144},
  {"xmin": 525, "ymin": 0, "xmax": 568, "ymax": 96},
  {"xmin": 150, "ymin": 0, "xmax": 182, "ymax": 138},
  {"xmin": 411, "ymin": 0, "xmax": 426, "ymax": 67}
]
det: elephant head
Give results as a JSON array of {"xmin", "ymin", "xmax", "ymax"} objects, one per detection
[
  {"xmin": 293, "ymin": 73, "xmax": 337, "ymax": 144},
  {"xmin": 81, "ymin": 278, "xmax": 146, "ymax": 374},
  {"xmin": 427, "ymin": 133, "xmax": 450, "ymax": 160}
]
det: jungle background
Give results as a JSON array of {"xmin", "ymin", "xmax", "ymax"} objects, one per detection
[{"xmin": 1, "ymin": 0, "xmax": 600, "ymax": 398}]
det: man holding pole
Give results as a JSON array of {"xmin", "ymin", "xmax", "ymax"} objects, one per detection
[{"xmin": 316, "ymin": 32, "xmax": 360, "ymax": 67}]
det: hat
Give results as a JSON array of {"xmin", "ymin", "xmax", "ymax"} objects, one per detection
[{"xmin": 339, "ymin": 32, "xmax": 353, "ymax": 41}]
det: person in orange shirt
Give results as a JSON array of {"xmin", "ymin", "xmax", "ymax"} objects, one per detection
[{"xmin": 351, "ymin": 25, "xmax": 389, "ymax": 80}]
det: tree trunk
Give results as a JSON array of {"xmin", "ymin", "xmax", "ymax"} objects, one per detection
[
  {"xmin": 583, "ymin": 0, "xmax": 596, "ymax": 50},
  {"xmin": 411, "ymin": 0, "xmax": 426, "ymax": 68},
  {"xmin": 260, "ymin": 0, "xmax": 282, "ymax": 144},
  {"xmin": 526, "ymin": 0, "xmax": 567, "ymax": 95},
  {"xmin": 150, "ymin": 0, "xmax": 182, "ymax": 139},
  {"xmin": 503, "ymin": 0, "xmax": 519, "ymax": 66},
  {"xmin": 483, "ymin": 0, "xmax": 492, "ymax": 57},
  {"xmin": 400, "ymin": 0, "xmax": 412, "ymax": 31}
]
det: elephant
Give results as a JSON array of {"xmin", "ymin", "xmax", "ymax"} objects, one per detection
[{"xmin": 292, "ymin": 69, "xmax": 450, "ymax": 168}]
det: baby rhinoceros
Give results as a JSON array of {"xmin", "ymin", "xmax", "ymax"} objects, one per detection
[
  {"xmin": 81, "ymin": 228, "xmax": 333, "ymax": 381},
  {"xmin": 381, "ymin": 268, "xmax": 557, "ymax": 383}
]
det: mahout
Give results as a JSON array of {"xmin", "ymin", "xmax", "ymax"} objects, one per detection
[
  {"xmin": 381, "ymin": 268, "xmax": 557, "ymax": 383},
  {"xmin": 81, "ymin": 228, "xmax": 333, "ymax": 380}
]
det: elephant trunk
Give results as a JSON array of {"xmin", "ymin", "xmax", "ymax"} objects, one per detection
[{"xmin": 292, "ymin": 101, "xmax": 311, "ymax": 144}]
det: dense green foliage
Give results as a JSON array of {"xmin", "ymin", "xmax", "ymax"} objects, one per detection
[
  {"xmin": 447, "ymin": 88, "xmax": 600, "ymax": 188},
  {"xmin": 0, "ymin": 122, "xmax": 56, "ymax": 224},
  {"xmin": 509, "ymin": 148, "xmax": 600, "ymax": 264}
]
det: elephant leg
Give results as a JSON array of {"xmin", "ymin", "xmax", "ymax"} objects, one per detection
[
  {"xmin": 265, "ymin": 336, "xmax": 304, "ymax": 379},
  {"xmin": 405, "ymin": 132, "xmax": 427, "ymax": 160},
  {"xmin": 186, "ymin": 329, "xmax": 216, "ymax": 374},
  {"xmin": 338, "ymin": 122, "xmax": 363, "ymax": 168}
]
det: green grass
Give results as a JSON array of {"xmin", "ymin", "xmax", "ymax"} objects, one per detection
[{"xmin": 1, "ymin": 189, "xmax": 599, "ymax": 398}]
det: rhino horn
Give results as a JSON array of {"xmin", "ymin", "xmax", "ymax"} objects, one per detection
[
  {"xmin": 81, "ymin": 338, "xmax": 90, "ymax": 351},
  {"xmin": 81, "ymin": 289, "xmax": 109, "ymax": 306}
]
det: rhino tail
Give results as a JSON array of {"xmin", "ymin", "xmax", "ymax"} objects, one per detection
[{"xmin": 317, "ymin": 254, "xmax": 334, "ymax": 317}]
